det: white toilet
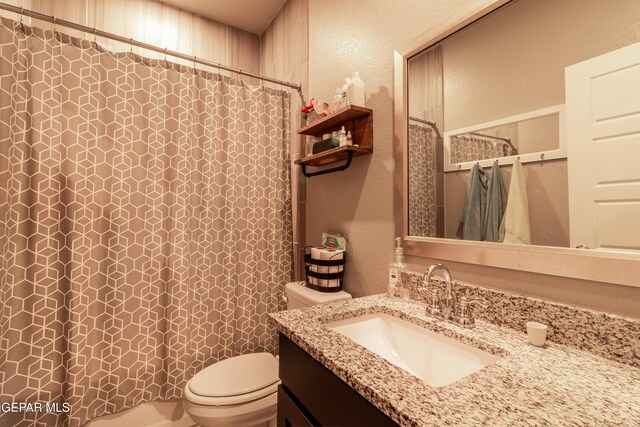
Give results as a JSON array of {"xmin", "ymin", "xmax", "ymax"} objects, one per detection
[{"xmin": 183, "ymin": 282, "xmax": 352, "ymax": 427}]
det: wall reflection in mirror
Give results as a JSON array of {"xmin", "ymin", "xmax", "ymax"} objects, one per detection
[{"xmin": 407, "ymin": 0, "xmax": 640, "ymax": 251}]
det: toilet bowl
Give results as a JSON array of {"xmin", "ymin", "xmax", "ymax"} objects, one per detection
[
  {"xmin": 183, "ymin": 352, "xmax": 279, "ymax": 427},
  {"xmin": 183, "ymin": 282, "xmax": 352, "ymax": 427}
]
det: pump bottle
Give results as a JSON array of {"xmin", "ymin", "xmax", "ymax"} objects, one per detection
[{"xmin": 387, "ymin": 237, "xmax": 408, "ymax": 298}]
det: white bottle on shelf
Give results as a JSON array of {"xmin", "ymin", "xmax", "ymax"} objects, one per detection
[
  {"xmin": 340, "ymin": 78, "xmax": 351, "ymax": 109},
  {"xmin": 339, "ymin": 126, "xmax": 347, "ymax": 146},
  {"xmin": 349, "ymin": 71, "xmax": 365, "ymax": 106}
]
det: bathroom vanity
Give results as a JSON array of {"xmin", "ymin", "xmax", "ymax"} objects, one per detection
[
  {"xmin": 277, "ymin": 334, "xmax": 395, "ymax": 426},
  {"xmin": 269, "ymin": 293, "xmax": 640, "ymax": 426}
]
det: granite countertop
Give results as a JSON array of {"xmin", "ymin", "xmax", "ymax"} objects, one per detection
[{"xmin": 268, "ymin": 295, "xmax": 640, "ymax": 427}]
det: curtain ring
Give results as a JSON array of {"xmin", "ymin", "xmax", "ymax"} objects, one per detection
[
  {"xmin": 19, "ymin": 7, "xmax": 25, "ymax": 32},
  {"xmin": 92, "ymin": 27, "xmax": 97, "ymax": 43},
  {"xmin": 52, "ymin": 16, "xmax": 57, "ymax": 34},
  {"xmin": 130, "ymin": 37, "xmax": 133, "ymax": 53},
  {"xmin": 163, "ymin": 47, "xmax": 168, "ymax": 64},
  {"xmin": 192, "ymin": 55, "xmax": 197, "ymax": 72}
]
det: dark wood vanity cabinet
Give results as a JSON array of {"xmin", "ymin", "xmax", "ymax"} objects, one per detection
[{"xmin": 278, "ymin": 333, "xmax": 397, "ymax": 427}]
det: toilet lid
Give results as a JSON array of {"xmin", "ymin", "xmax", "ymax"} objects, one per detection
[{"xmin": 189, "ymin": 353, "xmax": 279, "ymax": 397}]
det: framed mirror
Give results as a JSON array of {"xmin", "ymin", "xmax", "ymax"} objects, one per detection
[{"xmin": 394, "ymin": 0, "xmax": 640, "ymax": 286}]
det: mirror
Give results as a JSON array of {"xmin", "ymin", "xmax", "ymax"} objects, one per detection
[{"xmin": 406, "ymin": 0, "xmax": 640, "ymax": 251}]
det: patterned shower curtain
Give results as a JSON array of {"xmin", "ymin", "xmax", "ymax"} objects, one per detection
[
  {"xmin": 408, "ymin": 123, "xmax": 438, "ymax": 237},
  {"xmin": 450, "ymin": 134, "xmax": 511, "ymax": 163},
  {"xmin": 0, "ymin": 17, "xmax": 292, "ymax": 426}
]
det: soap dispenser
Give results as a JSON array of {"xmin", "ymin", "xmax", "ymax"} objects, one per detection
[{"xmin": 388, "ymin": 237, "xmax": 408, "ymax": 298}]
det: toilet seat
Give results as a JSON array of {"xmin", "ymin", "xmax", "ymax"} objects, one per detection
[{"xmin": 184, "ymin": 353, "xmax": 280, "ymax": 406}]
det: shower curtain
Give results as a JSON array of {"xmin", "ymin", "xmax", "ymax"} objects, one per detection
[
  {"xmin": 0, "ymin": 17, "xmax": 292, "ymax": 426},
  {"xmin": 408, "ymin": 123, "xmax": 438, "ymax": 237},
  {"xmin": 450, "ymin": 135, "xmax": 511, "ymax": 163}
]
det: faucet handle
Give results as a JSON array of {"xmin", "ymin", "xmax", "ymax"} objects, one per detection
[
  {"xmin": 425, "ymin": 287, "xmax": 442, "ymax": 317},
  {"xmin": 416, "ymin": 286, "xmax": 442, "ymax": 317},
  {"xmin": 455, "ymin": 296, "xmax": 487, "ymax": 328}
]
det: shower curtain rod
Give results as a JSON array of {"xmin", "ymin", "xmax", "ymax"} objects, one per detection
[
  {"xmin": 0, "ymin": 2, "xmax": 303, "ymax": 93},
  {"xmin": 466, "ymin": 132, "xmax": 511, "ymax": 143},
  {"xmin": 464, "ymin": 132, "xmax": 518, "ymax": 154},
  {"xmin": 409, "ymin": 116, "xmax": 442, "ymax": 138}
]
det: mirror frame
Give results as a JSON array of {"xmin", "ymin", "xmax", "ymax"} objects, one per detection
[
  {"xmin": 443, "ymin": 104, "xmax": 566, "ymax": 172},
  {"xmin": 393, "ymin": 0, "xmax": 640, "ymax": 288}
]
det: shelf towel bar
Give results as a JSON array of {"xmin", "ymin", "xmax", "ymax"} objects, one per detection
[{"xmin": 300, "ymin": 151, "xmax": 354, "ymax": 178}]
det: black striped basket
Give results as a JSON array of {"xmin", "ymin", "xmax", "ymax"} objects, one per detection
[{"xmin": 303, "ymin": 247, "xmax": 347, "ymax": 293}]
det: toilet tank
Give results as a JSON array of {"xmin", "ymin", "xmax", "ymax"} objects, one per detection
[{"xmin": 284, "ymin": 282, "xmax": 352, "ymax": 309}]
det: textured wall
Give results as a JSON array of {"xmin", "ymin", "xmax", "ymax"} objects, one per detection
[
  {"xmin": 260, "ymin": 0, "xmax": 309, "ymax": 280},
  {"xmin": 307, "ymin": 0, "xmax": 472, "ymax": 297}
]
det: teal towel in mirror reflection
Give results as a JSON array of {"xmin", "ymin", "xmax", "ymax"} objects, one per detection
[
  {"xmin": 457, "ymin": 163, "xmax": 488, "ymax": 241},
  {"xmin": 484, "ymin": 160, "xmax": 507, "ymax": 242}
]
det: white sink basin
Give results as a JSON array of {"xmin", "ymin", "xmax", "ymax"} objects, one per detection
[{"xmin": 326, "ymin": 312, "xmax": 501, "ymax": 387}]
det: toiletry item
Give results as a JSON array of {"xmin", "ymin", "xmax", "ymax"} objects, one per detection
[
  {"xmin": 311, "ymin": 247, "xmax": 344, "ymax": 287},
  {"xmin": 322, "ymin": 232, "xmax": 347, "ymax": 251},
  {"xmin": 313, "ymin": 137, "xmax": 333, "ymax": 154},
  {"xmin": 340, "ymin": 78, "xmax": 351, "ymax": 108},
  {"xmin": 339, "ymin": 126, "xmax": 347, "ymax": 146},
  {"xmin": 331, "ymin": 131, "xmax": 340, "ymax": 147},
  {"xmin": 333, "ymin": 87, "xmax": 343, "ymax": 112},
  {"xmin": 312, "ymin": 99, "xmax": 331, "ymax": 116},
  {"xmin": 307, "ymin": 136, "xmax": 320, "ymax": 156},
  {"xmin": 346, "ymin": 131, "xmax": 353, "ymax": 145},
  {"xmin": 349, "ymin": 71, "xmax": 365, "ymax": 106},
  {"xmin": 388, "ymin": 237, "xmax": 407, "ymax": 298},
  {"xmin": 312, "ymin": 98, "xmax": 324, "ymax": 114},
  {"xmin": 526, "ymin": 321, "xmax": 548, "ymax": 347}
]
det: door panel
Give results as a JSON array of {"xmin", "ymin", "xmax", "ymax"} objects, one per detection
[{"xmin": 566, "ymin": 41, "xmax": 640, "ymax": 250}]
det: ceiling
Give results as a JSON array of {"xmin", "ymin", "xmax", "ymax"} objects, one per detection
[{"xmin": 161, "ymin": 0, "xmax": 287, "ymax": 35}]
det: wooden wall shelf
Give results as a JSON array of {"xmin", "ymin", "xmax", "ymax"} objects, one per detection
[{"xmin": 296, "ymin": 105, "xmax": 373, "ymax": 177}]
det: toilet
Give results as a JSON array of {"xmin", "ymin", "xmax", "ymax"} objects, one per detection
[{"xmin": 183, "ymin": 281, "xmax": 351, "ymax": 427}]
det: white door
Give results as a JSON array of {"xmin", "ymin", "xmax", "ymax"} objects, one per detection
[{"xmin": 566, "ymin": 42, "xmax": 640, "ymax": 251}]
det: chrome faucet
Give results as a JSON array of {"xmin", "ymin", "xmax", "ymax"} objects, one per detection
[
  {"xmin": 423, "ymin": 263, "xmax": 455, "ymax": 320},
  {"xmin": 420, "ymin": 263, "xmax": 486, "ymax": 328}
]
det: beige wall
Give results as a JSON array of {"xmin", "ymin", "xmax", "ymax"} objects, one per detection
[
  {"xmin": 260, "ymin": 0, "xmax": 309, "ymax": 280},
  {"xmin": 307, "ymin": 0, "xmax": 640, "ymax": 318},
  {"xmin": 307, "ymin": 0, "xmax": 473, "ymax": 297},
  {"xmin": 444, "ymin": 161, "xmax": 570, "ymax": 247},
  {"xmin": 442, "ymin": 0, "xmax": 640, "ymax": 130}
]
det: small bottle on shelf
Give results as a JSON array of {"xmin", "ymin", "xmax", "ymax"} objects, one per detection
[
  {"xmin": 340, "ymin": 78, "xmax": 351, "ymax": 109},
  {"xmin": 333, "ymin": 87, "xmax": 342, "ymax": 112},
  {"xmin": 339, "ymin": 126, "xmax": 347, "ymax": 146},
  {"xmin": 331, "ymin": 131, "xmax": 340, "ymax": 147}
]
